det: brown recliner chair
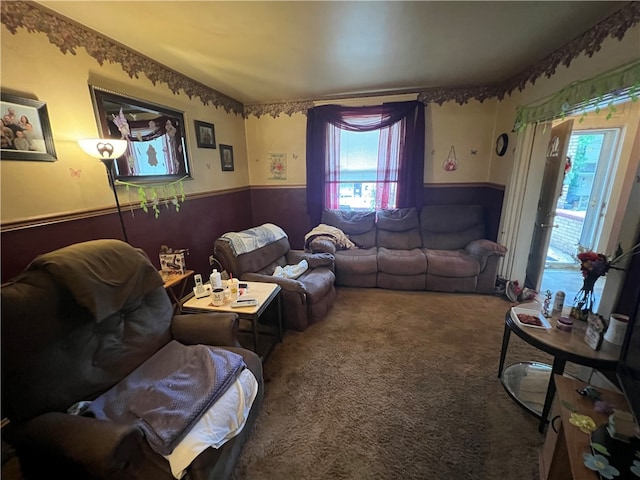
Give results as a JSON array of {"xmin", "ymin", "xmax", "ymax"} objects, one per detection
[
  {"xmin": 214, "ymin": 223, "xmax": 337, "ymax": 331},
  {"xmin": 1, "ymin": 239, "xmax": 263, "ymax": 480}
]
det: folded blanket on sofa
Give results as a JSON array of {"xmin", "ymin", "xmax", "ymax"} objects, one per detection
[
  {"xmin": 221, "ymin": 223, "xmax": 287, "ymax": 256},
  {"xmin": 304, "ymin": 224, "xmax": 355, "ymax": 250},
  {"xmin": 273, "ymin": 259, "xmax": 309, "ymax": 280},
  {"xmin": 88, "ymin": 340, "xmax": 245, "ymax": 456}
]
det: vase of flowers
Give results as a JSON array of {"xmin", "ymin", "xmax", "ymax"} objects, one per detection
[{"xmin": 570, "ymin": 243, "xmax": 640, "ymax": 321}]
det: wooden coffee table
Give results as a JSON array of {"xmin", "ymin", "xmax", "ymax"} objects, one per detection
[
  {"xmin": 497, "ymin": 307, "xmax": 621, "ymax": 433},
  {"xmin": 181, "ymin": 281, "xmax": 282, "ymax": 361}
]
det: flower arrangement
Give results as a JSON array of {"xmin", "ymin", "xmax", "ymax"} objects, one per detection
[{"xmin": 570, "ymin": 242, "xmax": 640, "ymax": 321}]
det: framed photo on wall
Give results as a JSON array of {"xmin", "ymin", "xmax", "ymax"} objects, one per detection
[
  {"xmin": 194, "ymin": 120, "xmax": 216, "ymax": 149},
  {"xmin": 220, "ymin": 144, "xmax": 234, "ymax": 171},
  {"xmin": 1, "ymin": 93, "xmax": 57, "ymax": 161}
]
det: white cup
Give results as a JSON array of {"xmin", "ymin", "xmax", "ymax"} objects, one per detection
[
  {"xmin": 211, "ymin": 287, "xmax": 225, "ymax": 306},
  {"xmin": 229, "ymin": 278, "xmax": 239, "ymax": 300},
  {"xmin": 604, "ymin": 313, "xmax": 629, "ymax": 346}
]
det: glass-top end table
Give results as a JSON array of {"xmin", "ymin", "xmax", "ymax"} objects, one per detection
[
  {"xmin": 498, "ymin": 307, "xmax": 621, "ymax": 433},
  {"xmin": 501, "ymin": 362, "xmax": 579, "ymax": 418},
  {"xmin": 501, "ymin": 362, "xmax": 550, "ymax": 417}
]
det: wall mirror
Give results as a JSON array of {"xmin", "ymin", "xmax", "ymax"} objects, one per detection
[{"xmin": 89, "ymin": 86, "xmax": 191, "ymax": 182}]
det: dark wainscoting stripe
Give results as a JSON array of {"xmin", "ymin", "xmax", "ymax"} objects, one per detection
[
  {"xmin": 1, "ymin": 183, "xmax": 504, "ymax": 283},
  {"xmin": 1, "ymin": 189, "xmax": 254, "ymax": 284}
]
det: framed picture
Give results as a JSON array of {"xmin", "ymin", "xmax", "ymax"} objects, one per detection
[
  {"xmin": 89, "ymin": 85, "xmax": 191, "ymax": 182},
  {"xmin": 584, "ymin": 313, "xmax": 605, "ymax": 351},
  {"xmin": 194, "ymin": 120, "xmax": 216, "ymax": 149},
  {"xmin": 1, "ymin": 93, "xmax": 57, "ymax": 161},
  {"xmin": 220, "ymin": 144, "xmax": 234, "ymax": 171}
]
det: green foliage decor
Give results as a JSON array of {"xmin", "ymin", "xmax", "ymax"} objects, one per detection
[
  {"xmin": 115, "ymin": 176, "xmax": 187, "ymax": 219},
  {"xmin": 514, "ymin": 60, "xmax": 640, "ymax": 131}
]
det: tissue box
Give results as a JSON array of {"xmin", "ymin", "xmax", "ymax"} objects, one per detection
[{"xmin": 159, "ymin": 250, "xmax": 187, "ymax": 275}]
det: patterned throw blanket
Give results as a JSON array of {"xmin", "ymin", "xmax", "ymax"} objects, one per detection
[
  {"xmin": 304, "ymin": 224, "xmax": 355, "ymax": 250},
  {"xmin": 88, "ymin": 340, "xmax": 245, "ymax": 456},
  {"xmin": 221, "ymin": 223, "xmax": 287, "ymax": 256}
]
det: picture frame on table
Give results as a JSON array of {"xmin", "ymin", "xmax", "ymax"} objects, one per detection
[
  {"xmin": 194, "ymin": 120, "xmax": 216, "ymax": 149},
  {"xmin": 220, "ymin": 144, "xmax": 234, "ymax": 171},
  {"xmin": 584, "ymin": 313, "xmax": 605, "ymax": 351},
  {"xmin": 1, "ymin": 93, "xmax": 57, "ymax": 162}
]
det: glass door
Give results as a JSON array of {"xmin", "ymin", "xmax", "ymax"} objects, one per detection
[{"xmin": 575, "ymin": 129, "xmax": 620, "ymax": 251}]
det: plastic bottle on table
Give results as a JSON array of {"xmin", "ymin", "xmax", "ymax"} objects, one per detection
[{"xmin": 210, "ymin": 269, "xmax": 222, "ymax": 289}]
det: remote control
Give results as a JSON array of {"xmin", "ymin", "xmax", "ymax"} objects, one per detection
[{"xmin": 231, "ymin": 299, "xmax": 258, "ymax": 307}]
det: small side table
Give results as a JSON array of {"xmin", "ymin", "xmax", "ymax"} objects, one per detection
[
  {"xmin": 498, "ymin": 307, "xmax": 620, "ymax": 433},
  {"xmin": 181, "ymin": 281, "xmax": 283, "ymax": 362},
  {"xmin": 160, "ymin": 270, "xmax": 194, "ymax": 313}
]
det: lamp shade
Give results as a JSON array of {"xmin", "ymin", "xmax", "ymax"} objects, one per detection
[{"xmin": 78, "ymin": 139, "xmax": 128, "ymax": 160}]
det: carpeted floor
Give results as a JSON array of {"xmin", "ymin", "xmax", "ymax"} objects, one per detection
[{"xmin": 232, "ymin": 287, "xmax": 558, "ymax": 480}]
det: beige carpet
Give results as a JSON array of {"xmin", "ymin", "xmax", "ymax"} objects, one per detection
[{"xmin": 232, "ymin": 287, "xmax": 556, "ymax": 480}]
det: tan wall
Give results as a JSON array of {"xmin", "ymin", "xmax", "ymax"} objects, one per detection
[
  {"xmin": 0, "ymin": 26, "xmax": 249, "ymax": 224},
  {"xmin": 244, "ymin": 93, "xmax": 499, "ymax": 186},
  {"xmin": 2, "ymin": 18, "xmax": 638, "ymax": 227},
  {"xmin": 244, "ymin": 112, "xmax": 307, "ymax": 186},
  {"xmin": 426, "ymin": 99, "xmax": 498, "ymax": 183}
]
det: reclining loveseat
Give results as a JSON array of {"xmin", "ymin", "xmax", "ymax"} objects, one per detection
[
  {"xmin": 306, "ymin": 205, "xmax": 506, "ymax": 293},
  {"xmin": 213, "ymin": 223, "xmax": 336, "ymax": 332},
  {"xmin": 1, "ymin": 239, "xmax": 262, "ymax": 480}
]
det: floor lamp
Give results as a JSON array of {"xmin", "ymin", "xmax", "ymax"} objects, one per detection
[{"xmin": 78, "ymin": 139, "xmax": 129, "ymax": 243}]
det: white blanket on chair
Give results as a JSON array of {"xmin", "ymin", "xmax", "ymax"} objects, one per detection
[{"xmin": 221, "ymin": 223, "xmax": 287, "ymax": 256}]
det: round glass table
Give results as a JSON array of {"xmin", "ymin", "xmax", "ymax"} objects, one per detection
[
  {"xmin": 498, "ymin": 307, "xmax": 621, "ymax": 432},
  {"xmin": 501, "ymin": 361, "xmax": 579, "ymax": 417}
]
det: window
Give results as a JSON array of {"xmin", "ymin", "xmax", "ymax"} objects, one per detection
[
  {"xmin": 306, "ymin": 101, "xmax": 425, "ymax": 225},
  {"xmin": 334, "ymin": 129, "xmax": 398, "ymax": 211}
]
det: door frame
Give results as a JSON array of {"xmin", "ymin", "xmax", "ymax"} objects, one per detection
[
  {"xmin": 499, "ymin": 101, "xmax": 640, "ymax": 317},
  {"xmin": 498, "ymin": 121, "xmax": 552, "ymax": 283}
]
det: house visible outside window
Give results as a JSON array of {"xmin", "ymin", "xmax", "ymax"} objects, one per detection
[{"xmin": 335, "ymin": 129, "xmax": 398, "ymax": 211}]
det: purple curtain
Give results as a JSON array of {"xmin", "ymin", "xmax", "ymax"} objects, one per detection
[{"xmin": 306, "ymin": 101, "xmax": 425, "ymax": 225}]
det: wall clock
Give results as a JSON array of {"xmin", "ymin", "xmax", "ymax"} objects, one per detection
[{"xmin": 495, "ymin": 133, "xmax": 509, "ymax": 156}]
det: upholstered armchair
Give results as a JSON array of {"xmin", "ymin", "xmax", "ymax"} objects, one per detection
[
  {"xmin": 214, "ymin": 223, "xmax": 337, "ymax": 331},
  {"xmin": 1, "ymin": 239, "xmax": 263, "ymax": 480}
]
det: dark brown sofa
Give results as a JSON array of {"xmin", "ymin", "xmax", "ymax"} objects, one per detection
[
  {"xmin": 307, "ymin": 205, "xmax": 507, "ymax": 293},
  {"xmin": 214, "ymin": 223, "xmax": 337, "ymax": 332},
  {"xmin": 1, "ymin": 239, "xmax": 263, "ymax": 480}
]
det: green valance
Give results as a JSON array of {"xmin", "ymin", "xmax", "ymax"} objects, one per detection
[{"xmin": 514, "ymin": 60, "xmax": 640, "ymax": 131}]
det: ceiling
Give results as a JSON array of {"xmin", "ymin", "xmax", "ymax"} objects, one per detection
[{"xmin": 40, "ymin": 1, "xmax": 628, "ymax": 105}]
